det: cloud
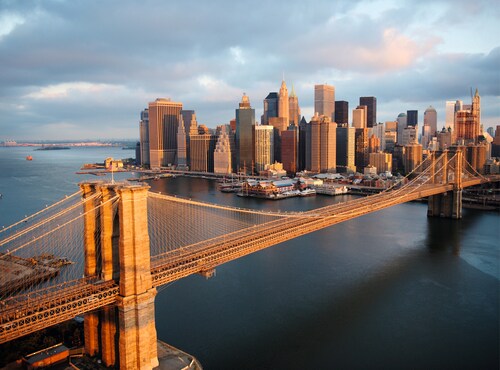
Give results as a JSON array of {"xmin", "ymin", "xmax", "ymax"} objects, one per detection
[
  {"xmin": 24, "ymin": 82, "xmax": 122, "ymax": 100},
  {"xmin": 0, "ymin": 0, "xmax": 498, "ymax": 140}
]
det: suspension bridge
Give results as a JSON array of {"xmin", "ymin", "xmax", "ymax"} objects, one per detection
[{"xmin": 0, "ymin": 149, "xmax": 497, "ymax": 369}]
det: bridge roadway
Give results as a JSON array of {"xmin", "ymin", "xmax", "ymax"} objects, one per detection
[{"xmin": 0, "ymin": 177, "xmax": 487, "ymax": 344}]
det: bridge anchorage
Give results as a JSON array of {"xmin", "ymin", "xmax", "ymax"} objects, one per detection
[{"xmin": 0, "ymin": 147, "xmax": 496, "ymax": 369}]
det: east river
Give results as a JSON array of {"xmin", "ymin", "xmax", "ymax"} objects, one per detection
[{"xmin": 0, "ymin": 147, "xmax": 498, "ymax": 369}]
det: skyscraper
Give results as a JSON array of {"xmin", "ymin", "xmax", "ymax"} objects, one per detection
[
  {"xmin": 176, "ymin": 116, "xmax": 187, "ymax": 168},
  {"xmin": 278, "ymin": 79, "xmax": 289, "ymax": 123},
  {"xmin": 352, "ymin": 105, "xmax": 367, "ymax": 129},
  {"xmin": 359, "ymin": 97, "xmax": 377, "ymax": 128},
  {"xmin": 336, "ymin": 125, "xmax": 356, "ymax": 173},
  {"xmin": 335, "ymin": 101, "xmax": 349, "ymax": 125},
  {"xmin": 213, "ymin": 125, "xmax": 233, "ymax": 174},
  {"xmin": 445, "ymin": 101, "xmax": 456, "ymax": 132},
  {"xmin": 422, "ymin": 106, "xmax": 437, "ymax": 149},
  {"xmin": 455, "ymin": 89, "xmax": 481, "ymax": 142},
  {"xmin": 139, "ymin": 108, "xmax": 150, "ymax": 167},
  {"xmin": 314, "ymin": 84, "xmax": 335, "ymax": 120},
  {"xmin": 148, "ymin": 98, "xmax": 182, "ymax": 169},
  {"xmin": 396, "ymin": 113, "xmax": 407, "ymax": 144},
  {"xmin": 355, "ymin": 128, "xmax": 369, "ymax": 172},
  {"xmin": 190, "ymin": 130, "xmax": 217, "ymax": 172},
  {"xmin": 254, "ymin": 125, "xmax": 274, "ymax": 173},
  {"xmin": 306, "ymin": 114, "xmax": 336, "ymax": 173},
  {"xmin": 288, "ymin": 85, "xmax": 301, "ymax": 127},
  {"xmin": 261, "ymin": 92, "xmax": 278, "ymax": 125},
  {"xmin": 235, "ymin": 93, "xmax": 255, "ymax": 173},
  {"xmin": 281, "ymin": 127, "xmax": 298, "ymax": 174},
  {"xmin": 407, "ymin": 110, "xmax": 418, "ymax": 127}
]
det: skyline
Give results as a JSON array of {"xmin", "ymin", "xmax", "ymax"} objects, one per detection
[{"xmin": 0, "ymin": 0, "xmax": 499, "ymax": 140}]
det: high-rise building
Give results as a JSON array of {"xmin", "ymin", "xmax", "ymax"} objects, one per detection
[
  {"xmin": 262, "ymin": 92, "xmax": 278, "ymax": 125},
  {"xmin": 455, "ymin": 89, "xmax": 481, "ymax": 143},
  {"xmin": 445, "ymin": 101, "xmax": 456, "ymax": 132},
  {"xmin": 396, "ymin": 113, "xmax": 407, "ymax": 144},
  {"xmin": 352, "ymin": 105, "xmax": 367, "ymax": 129},
  {"xmin": 181, "ymin": 110, "xmax": 196, "ymax": 167},
  {"xmin": 359, "ymin": 97, "xmax": 377, "ymax": 128},
  {"xmin": 368, "ymin": 123, "xmax": 385, "ymax": 151},
  {"xmin": 369, "ymin": 152, "xmax": 392, "ymax": 173},
  {"xmin": 288, "ymin": 85, "xmax": 301, "ymax": 127},
  {"xmin": 281, "ymin": 127, "xmax": 298, "ymax": 174},
  {"xmin": 384, "ymin": 130, "xmax": 397, "ymax": 153},
  {"xmin": 314, "ymin": 84, "xmax": 335, "ymax": 120},
  {"xmin": 254, "ymin": 125, "xmax": 274, "ymax": 173},
  {"xmin": 306, "ymin": 114, "xmax": 337, "ymax": 173},
  {"xmin": 298, "ymin": 117, "xmax": 308, "ymax": 172},
  {"xmin": 278, "ymin": 80, "xmax": 289, "ymax": 124},
  {"xmin": 320, "ymin": 116, "xmax": 337, "ymax": 172},
  {"xmin": 491, "ymin": 125, "xmax": 500, "ymax": 157},
  {"xmin": 401, "ymin": 126, "xmax": 418, "ymax": 146},
  {"xmin": 403, "ymin": 143, "xmax": 423, "ymax": 174},
  {"xmin": 335, "ymin": 101, "xmax": 349, "ymax": 125},
  {"xmin": 181, "ymin": 110, "xmax": 196, "ymax": 134},
  {"xmin": 422, "ymin": 106, "xmax": 437, "ymax": 149},
  {"xmin": 235, "ymin": 93, "xmax": 255, "ymax": 173},
  {"xmin": 213, "ymin": 125, "xmax": 233, "ymax": 174},
  {"xmin": 423, "ymin": 106, "xmax": 437, "ymax": 136},
  {"xmin": 407, "ymin": 110, "xmax": 418, "ymax": 127},
  {"xmin": 190, "ymin": 131, "xmax": 217, "ymax": 172},
  {"xmin": 139, "ymin": 108, "xmax": 150, "ymax": 167},
  {"xmin": 336, "ymin": 125, "xmax": 356, "ymax": 173},
  {"xmin": 368, "ymin": 134, "xmax": 380, "ymax": 153},
  {"xmin": 148, "ymin": 98, "xmax": 182, "ymax": 169},
  {"xmin": 355, "ymin": 128, "xmax": 369, "ymax": 172},
  {"xmin": 176, "ymin": 116, "xmax": 187, "ymax": 168}
]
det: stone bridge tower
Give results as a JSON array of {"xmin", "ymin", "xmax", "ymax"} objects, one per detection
[
  {"xmin": 80, "ymin": 181, "xmax": 158, "ymax": 369},
  {"xmin": 427, "ymin": 149, "xmax": 463, "ymax": 219}
]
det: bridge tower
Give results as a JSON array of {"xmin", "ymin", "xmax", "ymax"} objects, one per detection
[
  {"xmin": 427, "ymin": 149, "xmax": 463, "ymax": 219},
  {"xmin": 80, "ymin": 181, "xmax": 158, "ymax": 369}
]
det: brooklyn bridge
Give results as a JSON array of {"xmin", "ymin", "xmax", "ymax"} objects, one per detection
[{"xmin": 0, "ymin": 150, "xmax": 497, "ymax": 369}]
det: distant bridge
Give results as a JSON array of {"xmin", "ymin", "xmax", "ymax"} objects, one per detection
[{"xmin": 0, "ymin": 149, "xmax": 497, "ymax": 369}]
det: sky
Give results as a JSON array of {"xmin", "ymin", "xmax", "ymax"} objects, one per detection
[{"xmin": 0, "ymin": 0, "xmax": 499, "ymax": 141}]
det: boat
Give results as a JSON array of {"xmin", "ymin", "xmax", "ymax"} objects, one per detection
[
  {"xmin": 26, "ymin": 155, "xmax": 33, "ymax": 161},
  {"xmin": 299, "ymin": 188, "xmax": 317, "ymax": 197},
  {"xmin": 313, "ymin": 184, "xmax": 349, "ymax": 196}
]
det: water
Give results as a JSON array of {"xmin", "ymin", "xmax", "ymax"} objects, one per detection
[{"xmin": 1, "ymin": 147, "xmax": 499, "ymax": 369}]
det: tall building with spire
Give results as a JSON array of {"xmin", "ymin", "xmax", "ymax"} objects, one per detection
[
  {"xmin": 288, "ymin": 84, "xmax": 301, "ymax": 127},
  {"xmin": 148, "ymin": 98, "xmax": 182, "ymax": 169},
  {"xmin": 236, "ymin": 93, "xmax": 255, "ymax": 173},
  {"xmin": 278, "ymin": 79, "xmax": 289, "ymax": 124},
  {"xmin": 314, "ymin": 84, "xmax": 335, "ymax": 120},
  {"xmin": 455, "ymin": 88, "xmax": 481, "ymax": 142}
]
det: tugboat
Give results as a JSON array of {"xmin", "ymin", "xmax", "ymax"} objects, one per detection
[{"xmin": 26, "ymin": 155, "xmax": 33, "ymax": 161}]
